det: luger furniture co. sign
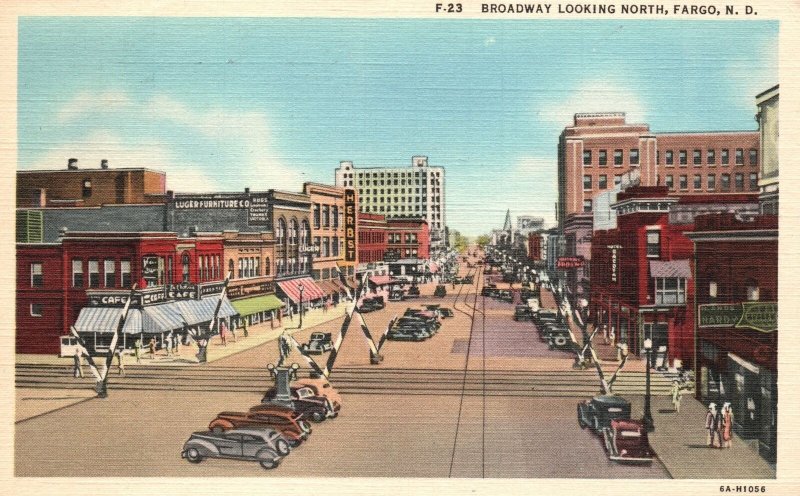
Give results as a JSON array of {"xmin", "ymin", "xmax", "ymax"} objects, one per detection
[
  {"xmin": 698, "ymin": 302, "xmax": 778, "ymax": 333},
  {"xmin": 344, "ymin": 189, "xmax": 357, "ymax": 262}
]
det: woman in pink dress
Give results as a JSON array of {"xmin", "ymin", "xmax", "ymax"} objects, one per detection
[{"xmin": 722, "ymin": 402, "xmax": 734, "ymax": 448}]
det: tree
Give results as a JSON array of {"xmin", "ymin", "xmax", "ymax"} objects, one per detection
[
  {"xmin": 449, "ymin": 229, "xmax": 469, "ymax": 253},
  {"xmin": 475, "ymin": 234, "xmax": 491, "ymax": 248}
]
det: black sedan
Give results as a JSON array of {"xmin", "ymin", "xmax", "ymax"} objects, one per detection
[{"xmin": 577, "ymin": 395, "xmax": 632, "ymax": 433}]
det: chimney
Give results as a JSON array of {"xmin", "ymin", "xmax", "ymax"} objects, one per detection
[
  {"xmin": 100, "ymin": 159, "xmax": 109, "ymax": 169},
  {"xmin": 244, "ymin": 187, "xmax": 250, "ymax": 194},
  {"xmin": 166, "ymin": 190, "xmax": 174, "ymax": 200},
  {"xmin": 67, "ymin": 158, "xmax": 78, "ymax": 170}
]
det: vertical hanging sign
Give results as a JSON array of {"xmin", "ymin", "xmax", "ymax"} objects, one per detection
[{"xmin": 344, "ymin": 188, "xmax": 357, "ymax": 262}]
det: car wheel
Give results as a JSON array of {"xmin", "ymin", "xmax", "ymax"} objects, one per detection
[
  {"xmin": 554, "ymin": 336, "xmax": 568, "ymax": 347},
  {"xmin": 311, "ymin": 411, "xmax": 325, "ymax": 422},
  {"xmin": 288, "ymin": 438, "xmax": 302, "ymax": 448},
  {"xmin": 275, "ymin": 439, "xmax": 290, "ymax": 456},
  {"xmin": 185, "ymin": 448, "xmax": 203, "ymax": 463},
  {"xmin": 260, "ymin": 458, "xmax": 279, "ymax": 470}
]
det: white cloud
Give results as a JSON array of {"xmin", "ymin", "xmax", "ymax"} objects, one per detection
[
  {"xmin": 56, "ymin": 90, "xmax": 132, "ymax": 123},
  {"xmin": 484, "ymin": 36, "xmax": 496, "ymax": 47},
  {"xmin": 537, "ymin": 79, "xmax": 648, "ymax": 129}
]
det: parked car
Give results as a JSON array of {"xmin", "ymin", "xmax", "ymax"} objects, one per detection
[
  {"xmin": 513, "ymin": 305, "xmax": 533, "ymax": 321},
  {"xmin": 300, "ymin": 332, "xmax": 333, "ymax": 355},
  {"xmin": 577, "ymin": 395, "xmax": 632, "ymax": 433},
  {"xmin": 260, "ymin": 386, "xmax": 335, "ymax": 422},
  {"xmin": 602, "ymin": 419, "xmax": 654, "ymax": 464},
  {"xmin": 439, "ymin": 307, "xmax": 454, "ymax": 318},
  {"xmin": 208, "ymin": 410, "xmax": 311, "ymax": 447},
  {"xmin": 433, "ymin": 285, "xmax": 447, "ymax": 298},
  {"xmin": 388, "ymin": 289, "xmax": 406, "ymax": 301},
  {"xmin": 293, "ymin": 377, "xmax": 343, "ymax": 412},
  {"xmin": 406, "ymin": 286, "xmax": 421, "ymax": 298},
  {"xmin": 358, "ymin": 297, "xmax": 383, "ymax": 313},
  {"xmin": 497, "ymin": 290, "xmax": 514, "ymax": 303},
  {"xmin": 546, "ymin": 331, "xmax": 574, "ymax": 350},
  {"xmin": 181, "ymin": 428, "xmax": 288, "ymax": 470},
  {"xmin": 482, "ymin": 284, "xmax": 498, "ymax": 297}
]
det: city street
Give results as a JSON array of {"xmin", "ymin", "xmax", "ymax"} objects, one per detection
[{"xmin": 16, "ymin": 261, "xmax": 670, "ymax": 478}]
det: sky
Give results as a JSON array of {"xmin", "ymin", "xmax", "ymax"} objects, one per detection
[{"xmin": 17, "ymin": 18, "xmax": 778, "ymax": 237}]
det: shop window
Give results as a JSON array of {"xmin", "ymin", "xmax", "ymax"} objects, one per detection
[
  {"xmin": 72, "ymin": 259, "xmax": 84, "ymax": 288},
  {"xmin": 646, "ymin": 229, "xmax": 660, "ymax": 258},
  {"xmin": 583, "ymin": 150, "xmax": 592, "ymax": 166},
  {"xmin": 121, "ymin": 260, "xmax": 131, "ymax": 287},
  {"xmin": 721, "ymin": 148, "xmax": 730, "ymax": 165},
  {"xmin": 30, "ymin": 262, "xmax": 43, "ymax": 287},
  {"xmin": 599, "ymin": 149, "xmax": 607, "ymax": 166},
  {"xmin": 665, "ymin": 150, "xmax": 674, "ymax": 166},
  {"xmin": 104, "ymin": 259, "xmax": 115, "ymax": 287},
  {"xmin": 679, "ymin": 150, "xmax": 687, "ymax": 165},
  {"xmin": 655, "ymin": 277, "xmax": 686, "ymax": 305},
  {"xmin": 30, "ymin": 303, "xmax": 43, "ymax": 317},
  {"xmin": 614, "ymin": 149, "xmax": 623, "ymax": 166},
  {"xmin": 630, "ymin": 149, "xmax": 639, "ymax": 165}
]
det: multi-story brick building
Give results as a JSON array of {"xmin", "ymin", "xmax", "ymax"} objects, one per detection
[
  {"xmin": 755, "ymin": 85, "xmax": 779, "ymax": 214},
  {"xmin": 357, "ymin": 213, "xmax": 388, "ymax": 266},
  {"xmin": 17, "ymin": 159, "xmax": 167, "ymax": 208},
  {"xmin": 335, "ymin": 155, "xmax": 446, "ymax": 255}
]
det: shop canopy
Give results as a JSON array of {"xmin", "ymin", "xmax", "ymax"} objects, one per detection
[
  {"xmin": 649, "ymin": 260, "xmax": 692, "ymax": 279},
  {"xmin": 230, "ymin": 294, "xmax": 284, "ymax": 317},
  {"xmin": 369, "ymin": 275, "xmax": 394, "ymax": 286},
  {"xmin": 73, "ymin": 307, "xmax": 143, "ymax": 335},
  {"xmin": 317, "ymin": 280, "xmax": 343, "ymax": 297},
  {"xmin": 174, "ymin": 295, "xmax": 238, "ymax": 326},
  {"xmin": 277, "ymin": 277, "xmax": 326, "ymax": 303}
]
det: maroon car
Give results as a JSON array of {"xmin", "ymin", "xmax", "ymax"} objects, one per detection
[
  {"xmin": 602, "ymin": 419, "xmax": 654, "ymax": 464},
  {"xmin": 260, "ymin": 386, "xmax": 335, "ymax": 422},
  {"xmin": 208, "ymin": 408, "xmax": 312, "ymax": 447}
]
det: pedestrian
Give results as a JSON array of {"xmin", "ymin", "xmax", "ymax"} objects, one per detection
[
  {"xmin": 714, "ymin": 402, "xmax": 725, "ymax": 448},
  {"xmin": 165, "ymin": 331, "xmax": 173, "ymax": 356},
  {"xmin": 134, "ymin": 338, "xmax": 142, "ymax": 363},
  {"xmin": 722, "ymin": 402, "xmax": 734, "ymax": 449},
  {"xmin": 230, "ymin": 323, "xmax": 237, "ymax": 343},
  {"xmin": 705, "ymin": 403, "xmax": 718, "ymax": 447},
  {"xmin": 116, "ymin": 349, "xmax": 125, "ymax": 376},
  {"xmin": 148, "ymin": 337, "xmax": 156, "ymax": 359},
  {"xmin": 174, "ymin": 333, "xmax": 180, "ymax": 354},
  {"xmin": 670, "ymin": 380, "xmax": 682, "ymax": 413},
  {"xmin": 220, "ymin": 321, "xmax": 227, "ymax": 346},
  {"xmin": 242, "ymin": 320, "xmax": 249, "ymax": 338},
  {"xmin": 73, "ymin": 347, "xmax": 84, "ymax": 378}
]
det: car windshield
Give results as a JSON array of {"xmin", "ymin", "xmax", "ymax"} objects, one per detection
[
  {"xmin": 297, "ymin": 388, "xmax": 313, "ymax": 398},
  {"xmin": 607, "ymin": 407, "xmax": 623, "ymax": 412},
  {"xmin": 619, "ymin": 430, "xmax": 642, "ymax": 438}
]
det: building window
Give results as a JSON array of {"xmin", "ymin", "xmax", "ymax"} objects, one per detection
[
  {"xmin": 599, "ymin": 150, "xmax": 607, "ymax": 166},
  {"xmin": 313, "ymin": 204, "xmax": 321, "ymax": 229},
  {"xmin": 693, "ymin": 149, "xmax": 701, "ymax": 165},
  {"xmin": 614, "ymin": 174, "xmax": 622, "ymax": 186},
  {"xmin": 735, "ymin": 173, "xmax": 744, "ymax": 191},
  {"xmin": 721, "ymin": 173, "xmax": 730, "ymax": 191},
  {"xmin": 332, "ymin": 236, "xmax": 339, "ymax": 256},
  {"xmin": 333, "ymin": 206, "xmax": 339, "ymax": 228},
  {"xmin": 277, "ymin": 218, "xmax": 286, "ymax": 245},
  {"xmin": 182, "ymin": 252, "xmax": 190, "ymax": 283},
  {"xmin": 721, "ymin": 148, "xmax": 729, "ymax": 165},
  {"xmin": 707, "ymin": 174, "xmax": 716, "ymax": 191},
  {"xmin": 87, "ymin": 260, "xmax": 99, "ymax": 288},
  {"xmin": 709, "ymin": 281, "xmax": 718, "ymax": 298},
  {"xmin": 693, "ymin": 174, "xmax": 702, "ymax": 190},
  {"xmin": 30, "ymin": 303, "xmax": 43, "ymax": 317},
  {"xmin": 735, "ymin": 148, "xmax": 744, "ymax": 165},
  {"xmin": 749, "ymin": 173, "xmax": 758, "ymax": 191},
  {"xmin": 264, "ymin": 257, "xmax": 271, "ymax": 276},
  {"xmin": 665, "ymin": 150, "xmax": 674, "ymax": 166},
  {"xmin": 614, "ymin": 149, "xmax": 623, "ymax": 166},
  {"xmin": 121, "ymin": 260, "xmax": 131, "ymax": 287},
  {"xmin": 72, "ymin": 259, "xmax": 83, "ymax": 288},
  {"xmin": 679, "ymin": 175, "xmax": 688, "ymax": 190},
  {"xmin": 665, "ymin": 175, "xmax": 674, "ymax": 190},
  {"xmin": 646, "ymin": 230, "xmax": 660, "ymax": 258},
  {"xmin": 583, "ymin": 175, "xmax": 592, "ymax": 190},
  {"xmin": 322, "ymin": 205, "xmax": 330, "ymax": 227},
  {"xmin": 630, "ymin": 149, "xmax": 639, "ymax": 165},
  {"xmin": 582, "ymin": 200, "xmax": 592, "ymax": 213},
  {"xmin": 655, "ymin": 278, "xmax": 686, "ymax": 305},
  {"xmin": 679, "ymin": 150, "xmax": 687, "ymax": 166},
  {"xmin": 583, "ymin": 150, "xmax": 592, "ymax": 166},
  {"xmin": 746, "ymin": 281, "xmax": 760, "ymax": 301},
  {"xmin": 104, "ymin": 259, "xmax": 115, "ymax": 287},
  {"xmin": 30, "ymin": 262, "xmax": 43, "ymax": 287},
  {"xmin": 749, "ymin": 149, "xmax": 758, "ymax": 166},
  {"xmin": 82, "ymin": 179, "xmax": 92, "ymax": 198},
  {"xmin": 598, "ymin": 175, "xmax": 608, "ymax": 190}
]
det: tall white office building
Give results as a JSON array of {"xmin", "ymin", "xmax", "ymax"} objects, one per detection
[{"xmin": 335, "ymin": 155, "xmax": 446, "ymax": 254}]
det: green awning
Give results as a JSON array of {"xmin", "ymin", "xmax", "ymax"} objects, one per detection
[{"xmin": 231, "ymin": 294, "xmax": 284, "ymax": 316}]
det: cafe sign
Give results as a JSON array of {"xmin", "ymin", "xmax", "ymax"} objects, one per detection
[{"xmin": 698, "ymin": 302, "xmax": 777, "ymax": 333}]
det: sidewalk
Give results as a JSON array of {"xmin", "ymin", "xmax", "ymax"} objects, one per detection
[{"xmin": 16, "ymin": 304, "xmax": 348, "ymax": 368}]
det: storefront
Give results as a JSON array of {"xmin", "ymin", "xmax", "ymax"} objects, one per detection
[{"xmin": 277, "ymin": 276, "xmax": 326, "ymax": 313}]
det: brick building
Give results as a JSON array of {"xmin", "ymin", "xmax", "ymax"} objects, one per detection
[
  {"xmin": 687, "ymin": 213, "xmax": 777, "ymax": 463},
  {"xmin": 386, "ymin": 217, "xmax": 430, "ymax": 277},
  {"xmin": 357, "ymin": 213, "xmax": 388, "ymax": 265},
  {"xmin": 17, "ymin": 231, "xmax": 233, "ymax": 355},
  {"xmin": 18, "ymin": 159, "xmax": 167, "ymax": 208}
]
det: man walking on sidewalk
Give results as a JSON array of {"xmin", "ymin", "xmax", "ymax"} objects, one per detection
[
  {"xmin": 671, "ymin": 380, "xmax": 682, "ymax": 413},
  {"xmin": 705, "ymin": 403, "xmax": 718, "ymax": 447},
  {"xmin": 73, "ymin": 348, "xmax": 84, "ymax": 378}
]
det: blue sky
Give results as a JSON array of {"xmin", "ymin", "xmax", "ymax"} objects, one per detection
[{"xmin": 18, "ymin": 18, "xmax": 777, "ymax": 236}]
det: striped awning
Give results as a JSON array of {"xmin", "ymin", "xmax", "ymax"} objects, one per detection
[
  {"xmin": 73, "ymin": 307, "xmax": 143, "ymax": 335},
  {"xmin": 317, "ymin": 280, "xmax": 342, "ymax": 296},
  {"xmin": 277, "ymin": 277, "xmax": 325, "ymax": 303},
  {"xmin": 142, "ymin": 304, "xmax": 185, "ymax": 331},
  {"xmin": 369, "ymin": 275, "xmax": 394, "ymax": 286},
  {"xmin": 174, "ymin": 295, "xmax": 238, "ymax": 326},
  {"xmin": 649, "ymin": 260, "xmax": 692, "ymax": 279}
]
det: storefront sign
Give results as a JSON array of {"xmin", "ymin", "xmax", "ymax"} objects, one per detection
[
  {"xmin": 199, "ymin": 282, "xmax": 226, "ymax": 297},
  {"xmin": 344, "ymin": 189, "xmax": 357, "ymax": 262},
  {"xmin": 699, "ymin": 302, "xmax": 777, "ymax": 333},
  {"xmin": 248, "ymin": 193, "xmax": 271, "ymax": 226},
  {"xmin": 383, "ymin": 249, "xmax": 400, "ymax": 263},
  {"xmin": 142, "ymin": 256, "xmax": 159, "ymax": 281},
  {"xmin": 174, "ymin": 197, "xmax": 250, "ymax": 209},
  {"xmin": 557, "ymin": 256, "xmax": 584, "ymax": 269},
  {"xmin": 607, "ymin": 245, "xmax": 622, "ymax": 283},
  {"xmin": 228, "ymin": 281, "xmax": 274, "ymax": 299},
  {"xmin": 167, "ymin": 283, "xmax": 198, "ymax": 300}
]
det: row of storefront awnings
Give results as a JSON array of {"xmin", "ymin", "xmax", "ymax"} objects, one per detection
[
  {"xmin": 73, "ymin": 295, "xmax": 238, "ymax": 334},
  {"xmin": 230, "ymin": 294, "xmax": 283, "ymax": 317},
  {"xmin": 277, "ymin": 277, "xmax": 326, "ymax": 303}
]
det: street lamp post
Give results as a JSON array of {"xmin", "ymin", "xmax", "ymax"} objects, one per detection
[
  {"xmin": 298, "ymin": 283, "xmax": 305, "ymax": 329},
  {"xmin": 643, "ymin": 338, "xmax": 655, "ymax": 432}
]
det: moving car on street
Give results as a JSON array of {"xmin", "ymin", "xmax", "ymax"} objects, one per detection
[
  {"xmin": 208, "ymin": 409, "xmax": 311, "ymax": 447},
  {"xmin": 300, "ymin": 332, "xmax": 333, "ymax": 355},
  {"xmin": 602, "ymin": 419, "xmax": 654, "ymax": 464},
  {"xmin": 406, "ymin": 286, "xmax": 421, "ymax": 298},
  {"xmin": 577, "ymin": 395, "xmax": 632, "ymax": 433},
  {"xmin": 181, "ymin": 428, "xmax": 288, "ymax": 470},
  {"xmin": 513, "ymin": 304, "xmax": 533, "ymax": 321},
  {"xmin": 438, "ymin": 307, "xmax": 454, "ymax": 318}
]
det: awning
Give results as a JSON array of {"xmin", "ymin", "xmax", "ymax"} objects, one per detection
[
  {"xmin": 173, "ymin": 295, "xmax": 238, "ymax": 326},
  {"xmin": 73, "ymin": 307, "xmax": 143, "ymax": 335},
  {"xmin": 142, "ymin": 304, "xmax": 185, "ymax": 331},
  {"xmin": 369, "ymin": 275, "xmax": 394, "ymax": 286},
  {"xmin": 394, "ymin": 258, "xmax": 422, "ymax": 265},
  {"xmin": 317, "ymin": 280, "xmax": 343, "ymax": 296},
  {"xmin": 649, "ymin": 260, "xmax": 692, "ymax": 279},
  {"xmin": 230, "ymin": 294, "xmax": 284, "ymax": 316},
  {"xmin": 277, "ymin": 277, "xmax": 326, "ymax": 303}
]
